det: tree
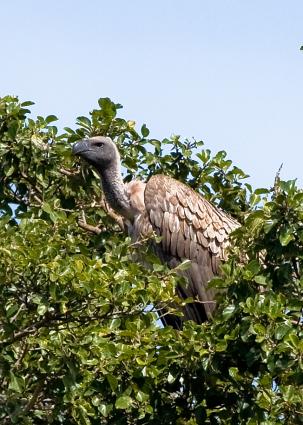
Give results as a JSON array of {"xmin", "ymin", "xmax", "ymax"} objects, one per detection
[{"xmin": 0, "ymin": 95, "xmax": 302, "ymax": 424}]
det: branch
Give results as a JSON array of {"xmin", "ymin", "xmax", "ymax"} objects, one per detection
[
  {"xmin": 292, "ymin": 258, "xmax": 300, "ymax": 280},
  {"xmin": 24, "ymin": 379, "xmax": 45, "ymax": 413},
  {"xmin": 20, "ymin": 171, "xmax": 42, "ymax": 195},
  {"xmin": 99, "ymin": 197, "xmax": 125, "ymax": 231},
  {"xmin": 77, "ymin": 209, "xmax": 104, "ymax": 235},
  {"xmin": 77, "ymin": 219, "xmax": 103, "ymax": 235},
  {"xmin": 14, "ymin": 342, "xmax": 29, "ymax": 370},
  {"xmin": 59, "ymin": 167, "xmax": 80, "ymax": 177},
  {"xmin": 0, "ymin": 313, "xmax": 70, "ymax": 348},
  {"xmin": 194, "ymin": 300, "xmax": 217, "ymax": 305},
  {"xmin": 32, "ymin": 193, "xmax": 42, "ymax": 204},
  {"xmin": 273, "ymin": 163, "xmax": 283, "ymax": 197},
  {"xmin": 76, "ymin": 197, "xmax": 125, "ymax": 235}
]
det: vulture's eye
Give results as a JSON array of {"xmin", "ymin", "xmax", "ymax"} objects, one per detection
[{"xmin": 94, "ymin": 142, "xmax": 103, "ymax": 148}]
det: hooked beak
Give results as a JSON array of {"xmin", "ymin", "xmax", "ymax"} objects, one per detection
[{"xmin": 72, "ymin": 139, "xmax": 90, "ymax": 156}]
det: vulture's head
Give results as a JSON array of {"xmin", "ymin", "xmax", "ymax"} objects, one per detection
[{"xmin": 72, "ymin": 136, "xmax": 119, "ymax": 172}]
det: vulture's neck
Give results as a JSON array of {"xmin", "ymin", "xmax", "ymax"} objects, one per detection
[{"xmin": 99, "ymin": 162, "xmax": 134, "ymax": 221}]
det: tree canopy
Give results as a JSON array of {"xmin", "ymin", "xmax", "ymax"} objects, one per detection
[{"xmin": 0, "ymin": 96, "xmax": 302, "ymax": 424}]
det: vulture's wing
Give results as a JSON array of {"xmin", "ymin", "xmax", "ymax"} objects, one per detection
[{"xmin": 144, "ymin": 174, "xmax": 239, "ymax": 325}]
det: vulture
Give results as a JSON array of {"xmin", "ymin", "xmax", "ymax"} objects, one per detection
[{"xmin": 72, "ymin": 136, "xmax": 239, "ymax": 328}]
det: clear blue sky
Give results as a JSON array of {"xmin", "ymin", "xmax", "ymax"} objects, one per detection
[{"xmin": 2, "ymin": 1, "xmax": 302, "ymax": 188}]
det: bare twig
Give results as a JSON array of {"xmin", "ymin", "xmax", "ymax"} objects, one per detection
[
  {"xmin": 273, "ymin": 163, "xmax": 283, "ymax": 197},
  {"xmin": 32, "ymin": 193, "xmax": 42, "ymax": 204},
  {"xmin": 10, "ymin": 304, "xmax": 24, "ymax": 323},
  {"xmin": 24, "ymin": 379, "xmax": 45, "ymax": 413},
  {"xmin": 14, "ymin": 342, "xmax": 29, "ymax": 370},
  {"xmin": 292, "ymin": 258, "xmax": 300, "ymax": 280},
  {"xmin": 77, "ymin": 219, "xmax": 103, "ymax": 235},
  {"xmin": 0, "ymin": 313, "xmax": 69, "ymax": 348},
  {"xmin": 99, "ymin": 196, "xmax": 125, "ymax": 230},
  {"xmin": 77, "ymin": 209, "xmax": 104, "ymax": 235},
  {"xmin": 75, "ymin": 195, "xmax": 124, "ymax": 235},
  {"xmin": 59, "ymin": 167, "xmax": 80, "ymax": 177},
  {"xmin": 194, "ymin": 300, "xmax": 217, "ymax": 305},
  {"xmin": 20, "ymin": 171, "xmax": 42, "ymax": 195}
]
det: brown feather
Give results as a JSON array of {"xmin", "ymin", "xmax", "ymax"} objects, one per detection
[
  {"xmin": 141, "ymin": 174, "xmax": 239, "ymax": 327},
  {"xmin": 197, "ymin": 230, "xmax": 209, "ymax": 249},
  {"xmin": 176, "ymin": 231, "xmax": 185, "ymax": 258},
  {"xmin": 169, "ymin": 213, "xmax": 180, "ymax": 233},
  {"xmin": 176, "ymin": 190, "xmax": 188, "ymax": 207},
  {"xmin": 177, "ymin": 204, "xmax": 186, "ymax": 219},
  {"xmin": 170, "ymin": 229, "xmax": 179, "ymax": 256},
  {"xmin": 184, "ymin": 237, "xmax": 191, "ymax": 258},
  {"xmin": 184, "ymin": 207, "xmax": 193, "ymax": 222}
]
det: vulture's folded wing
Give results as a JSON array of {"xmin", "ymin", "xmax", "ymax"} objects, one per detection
[{"xmin": 144, "ymin": 174, "xmax": 239, "ymax": 324}]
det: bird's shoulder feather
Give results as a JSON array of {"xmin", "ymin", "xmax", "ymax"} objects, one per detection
[{"xmin": 144, "ymin": 174, "xmax": 239, "ymax": 262}]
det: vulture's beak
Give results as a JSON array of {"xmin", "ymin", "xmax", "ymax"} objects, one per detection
[{"xmin": 72, "ymin": 139, "xmax": 90, "ymax": 156}]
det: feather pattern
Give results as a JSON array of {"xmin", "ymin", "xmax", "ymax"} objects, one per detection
[{"xmin": 141, "ymin": 174, "xmax": 239, "ymax": 325}]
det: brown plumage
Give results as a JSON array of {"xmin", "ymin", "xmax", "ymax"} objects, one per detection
[{"xmin": 73, "ymin": 136, "xmax": 239, "ymax": 328}]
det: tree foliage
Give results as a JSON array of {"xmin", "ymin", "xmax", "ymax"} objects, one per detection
[{"xmin": 0, "ymin": 96, "xmax": 302, "ymax": 424}]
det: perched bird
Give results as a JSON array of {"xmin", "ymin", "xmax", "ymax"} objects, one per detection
[{"xmin": 73, "ymin": 136, "xmax": 239, "ymax": 328}]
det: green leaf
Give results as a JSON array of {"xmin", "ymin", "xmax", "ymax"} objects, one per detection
[
  {"xmin": 275, "ymin": 323, "xmax": 291, "ymax": 340},
  {"xmin": 173, "ymin": 259, "xmax": 191, "ymax": 272},
  {"xmin": 228, "ymin": 367, "xmax": 241, "ymax": 382},
  {"xmin": 37, "ymin": 304, "xmax": 48, "ymax": 315},
  {"xmin": 109, "ymin": 318, "xmax": 121, "ymax": 330},
  {"xmin": 115, "ymin": 395, "xmax": 133, "ymax": 409},
  {"xmin": 287, "ymin": 333, "xmax": 299, "ymax": 348},
  {"xmin": 141, "ymin": 124, "xmax": 150, "ymax": 137},
  {"xmin": 208, "ymin": 277, "xmax": 226, "ymax": 288},
  {"xmin": 76, "ymin": 116, "xmax": 91, "ymax": 129},
  {"xmin": 136, "ymin": 390, "xmax": 149, "ymax": 402},
  {"xmin": 222, "ymin": 304, "xmax": 236, "ymax": 320},
  {"xmin": 21, "ymin": 100, "xmax": 35, "ymax": 106},
  {"xmin": 254, "ymin": 275, "xmax": 268, "ymax": 286},
  {"xmin": 153, "ymin": 263, "xmax": 165, "ymax": 272},
  {"xmin": 6, "ymin": 303, "xmax": 19, "ymax": 318},
  {"xmin": 294, "ymin": 192, "xmax": 303, "ymax": 203},
  {"xmin": 8, "ymin": 372, "xmax": 24, "ymax": 393},
  {"xmin": 98, "ymin": 404, "xmax": 113, "ymax": 417},
  {"xmin": 75, "ymin": 259, "xmax": 84, "ymax": 273},
  {"xmin": 282, "ymin": 385, "xmax": 297, "ymax": 403},
  {"xmin": 107, "ymin": 374, "xmax": 118, "ymax": 391},
  {"xmin": 246, "ymin": 260, "xmax": 261, "ymax": 275},
  {"xmin": 263, "ymin": 219, "xmax": 277, "ymax": 234},
  {"xmin": 6, "ymin": 165, "xmax": 15, "ymax": 177},
  {"xmin": 42, "ymin": 202, "xmax": 52, "ymax": 214},
  {"xmin": 254, "ymin": 188, "xmax": 269, "ymax": 195},
  {"xmin": 279, "ymin": 228, "xmax": 294, "ymax": 246},
  {"xmin": 45, "ymin": 115, "xmax": 58, "ymax": 124}
]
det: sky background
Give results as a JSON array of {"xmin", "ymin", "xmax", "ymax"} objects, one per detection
[{"xmin": 1, "ymin": 1, "xmax": 302, "ymax": 188}]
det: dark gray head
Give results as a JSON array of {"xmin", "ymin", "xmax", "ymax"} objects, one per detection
[{"xmin": 72, "ymin": 136, "xmax": 120, "ymax": 173}]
